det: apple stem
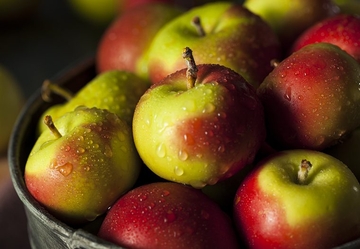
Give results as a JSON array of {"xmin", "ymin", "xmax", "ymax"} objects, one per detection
[
  {"xmin": 182, "ymin": 47, "xmax": 198, "ymax": 89},
  {"xmin": 297, "ymin": 159, "xmax": 312, "ymax": 185},
  {"xmin": 270, "ymin": 59, "xmax": 280, "ymax": 68},
  {"xmin": 44, "ymin": 115, "xmax": 62, "ymax": 138},
  {"xmin": 41, "ymin": 79, "xmax": 74, "ymax": 102},
  {"xmin": 192, "ymin": 16, "xmax": 206, "ymax": 37}
]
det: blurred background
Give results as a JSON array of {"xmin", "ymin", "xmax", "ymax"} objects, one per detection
[{"xmin": 0, "ymin": 0, "xmax": 111, "ymax": 248}]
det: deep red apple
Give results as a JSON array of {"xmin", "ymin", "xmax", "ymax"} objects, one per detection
[
  {"xmin": 257, "ymin": 42, "xmax": 360, "ymax": 151},
  {"xmin": 291, "ymin": 14, "xmax": 360, "ymax": 62},
  {"xmin": 98, "ymin": 181, "xmax": 240, "ymax": 249},
  {"xmin": 96, "ymin": 3, "xmax": 184, "ymax": 80}
]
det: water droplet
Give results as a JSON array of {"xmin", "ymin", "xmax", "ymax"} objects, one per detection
[
  {"xmin": 49, "ymin": 159, "xmax": 57, "ymax": 169},
  {"xmin": 182, "ymin": 100, "xmax": 196, "ymax": 112},
  {"xmin": 77, "ymin": 136, "xmax": 84, "ymax": 142},
  {"xmin": 174, "ymin": 166, "xmax": 184, "ymax": 176},
  {"xmin": 164, "ymin": 211, "xmax": 176, "ymax": 223},
  {"xmin": 104, "ymin": 145, "xmax": 113, "ymax": 157},
  {"xmin": 178, "ymin": 150, "xmax": 188, "ymax": 161},
  {"xmin": 284, "ymin": 87, "xmax": 292, "ymax": 101},
  {"xmin": 203, "ymin": 103, "xmax": 215, "ymax": 113},
  {"xmin": 201, "ymin": 210, "xmax": 209, "ymax": 219},
  {"xmin": 156, "ymin": 143, "xmax": 166, "ymax": 158},
  {"xmin": 57, "ymin": 162, "xmax": 73, "ymax": 176},
  {"xmin": 83, "ymin": 166, "xmax": 90, "ymax": 171},
  {"xmin": 77, "ymin": 147, "xmax": 85, "ymax": 154},
  {"xmin": 298, "ymin": 95, "xmax": 304, "ymax": 101},
  {"xmin": 161, "ymin": 190, "xmax": 170, "ymax": 197}
]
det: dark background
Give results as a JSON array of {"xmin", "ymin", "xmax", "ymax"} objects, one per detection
[
  {"xmin": 0, "ymin": 1, "xmax": 109, "ymax": 248},
  {"xmin": 0, "ymin": 0, "xmax": 106, "ymax": 99}
]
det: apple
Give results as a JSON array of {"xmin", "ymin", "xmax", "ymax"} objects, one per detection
[
  {"xmin": 257, "ymin": 42, "xmax": 360, "ymax": 151},
  {"xmin": 66, "ymin": 0, "xmax": 121, "ymax": 26},
  {"xmin": 98, "ymin": 181, "xmax": 240, "ymax": 249},
  {"xmin": 37, "ymin": 70, "xmax": 150, "ymax": 134},
  {"xmin": 291, "ymin": 14, "xmax": 360, "ymax": 63},
  {"xmin": 233, "ymin": 149, "xmax": 360, "ymax": 249},
  {"xmin": 243, "ymin": 0, "xmax": 339, "ymax": 51},
  {"xmin": 333, "ymin": 0, "xmax": 360, "ymax": 14},
  {"xmin": 0, "ymin": 64, "xmax": 24, "ymax": 155},
  {"xmin": 325, "ymin": 127, "xmax": 360, "ymax": 181},
  {"xmin": 133, "ymin": 47, "xmax": 266, "ymax": 188},
  {"xmin": 96, "ymin": 3, "xmax": 185, "ymax": 80},
  {"xmin": 146, "ymin": 1, "xmax": 281, "ymax": 88},
  {"xmin": 25, "ymin": 106, "xmax": 141, "ymax": 225}
]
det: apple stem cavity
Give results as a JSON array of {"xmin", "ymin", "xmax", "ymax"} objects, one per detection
[
  {"xmin": 44, "ymin": 115, "xmax": 62, "ymax": 138},
  {"xmin": 192, "ymin": 16, "xmax": 206, "ymax": 37},
  {"xmin": 41, "ymin": 79, "xmax": 74, "ymax": 102},
  {"xmin": 182, "ymin": 47, "xmax": 198, "ymax": 89},
  {"xmin": 297, "ymin": 159, "xmax": 312, "ymax": 185}
]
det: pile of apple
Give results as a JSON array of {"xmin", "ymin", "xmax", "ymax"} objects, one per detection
[{"xmin": 23, "ymin": 1, "xmax": 360, "ymax": 248}]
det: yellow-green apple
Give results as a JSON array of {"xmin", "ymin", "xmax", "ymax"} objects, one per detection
[
  {"xmin": 25, "ymin": 106, "xmax": 141, "ymax": 225},
  {"xmin": 233, "ymin": 149, "xmax": 360, "ymax": 249},
  {"xmin": 325, "ymin": 127, "xmax": 360, "ymax": 181},
  {"xmin": 37, "ymin": 70, "xmax": 150, "ymax": 134},
  {"xmin": 66, "ymin": 0, "xmax": 121, "ymax": 26},
  {"xmin": 291, "ymin": 14, "xmax": 360, "ymax": 63},
  {"xmin": 146, "ymin": 1, "xmax": 281, "ymax": 88},
  {"xmin": 133, "ymin": 47, "xmax": 266, "ymax": 188},
  {"xmin": 96, "ymin": 3, "xmax": 184, "ymax": 80},
  {"xmin": 243, "ymin": 0, "xmax": 339, "ymax": 51},
  {"xmin": 0, "ymin": 65, "xmax": 24, "ymax": 155},
  {"xmin": 257, "ymin": 42, "xmax": 360, "ymax": 151},
  {"xmin": 98, "ymin": 181, "xmax": 240, "ymax": 249}
]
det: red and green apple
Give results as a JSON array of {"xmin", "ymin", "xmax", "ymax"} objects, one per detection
[{"xmin": 234, "ymin": 149, "xmax": 360, "ymax": 249}]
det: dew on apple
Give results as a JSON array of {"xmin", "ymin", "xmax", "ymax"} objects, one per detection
[
  {"xmin": 202, "ymin": 102, "xmax": 215, "ymax": 113},
  {"xmin": 56, "ymin": 162, "xmax": 73, "ymax": 177},
  {"xmin": 77, "ymin": 147, "xmax": 85, "ymax": 154},
  {"xmin": 284, "ymin": 86, "xmax": 292, "ymax": 101},
  {"xmin": 178, "ymin": 149, "xmax": 188, "ymax": 161},
  {"xmin": 156, "ymin": 143, "xmax": 166, "ymax": 158},
  {"xmin": 174, "ymin": 166, "xmax": 184, "ymax": 176},
  {"xmin": 104, "ymin": 144, "xmax": 113, "ymax": 157}
]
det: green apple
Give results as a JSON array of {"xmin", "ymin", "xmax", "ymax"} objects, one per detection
[
  {"xmin": 243, "ymin": 0, "xmax": 339, "ymax": 50},
  {"xmin": 25, "ymin": 106, "xmax": 141, "ymax": 225},
  {"xmin": 147, "ymin": 1, "xmax": 281, "ymax": 88},
  {"xmin": 67, "ymin": 0, "xmax": 122, "ymax": 26},
  {"xmin": 234, "ymin": 149, "xmax": 360, "ymax": 249},
  {"xmin": 133, "ymin": 47, "xmax": 266, "ymax": 188},
  {"xmin": 0, "ymin": 65, "xmax": 24, "ymax": 154},
  {"xmin": 37, "ymin": 70, "xmax": 150, "ymax": 134}
]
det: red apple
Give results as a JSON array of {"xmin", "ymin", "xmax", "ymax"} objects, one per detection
[
  {"xmin": 291, "ymin": 14, "xmax": 360, "ymax": 62},
  {"xmin": 233, "ymin": 149, "xmax": 360, "ymax": 249},
  {"xmin": 133, "ymin": 47, "xmax": 266, "ymax": 188},
  {"xmin": 96, "ymin": 3, "xmax": 184, "ymax": 80},
  {"xmin": 257, "ymin": 42, "xmax": 360, "ymax": 151},
  {"xmin": 98, "ymin": 181, "xmax": 240, "ymax": 249}
]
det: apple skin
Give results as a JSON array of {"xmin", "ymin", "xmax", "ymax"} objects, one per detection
[
  {"xmin": 25, "ymin": 107, "xmax": 141, "ymax": 225},
  {"xmin": 37, "ymin": 70, "xmax": 150, "ymax": 134},
  {"xmin": 98, "ymin": 181, "xmax": 240, "ymax": 249},
  {"xmin": 257, "ymin": 42, "xmax": 360, "ymax": 151},
  {"xmin": 233, "ymin": 149, "xmax": 360, "ymax": 249},
  {"xmin": 291, "ymin": 14, "xmax": 360, "ymax": 63},
  {"xmin": 133, "ymin": 63, "xmax": 266, "ymax": 188},
  {"xmin": 146, "ymin": 2, "xmax": 281, "ymax": 88},
  {"xmin": 96, "ymin": 3, "xmax": 184, "ymax": 80},
  {"xmin": 243, "ymin": 0, "xmax": 339, "ymax": 51}
]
